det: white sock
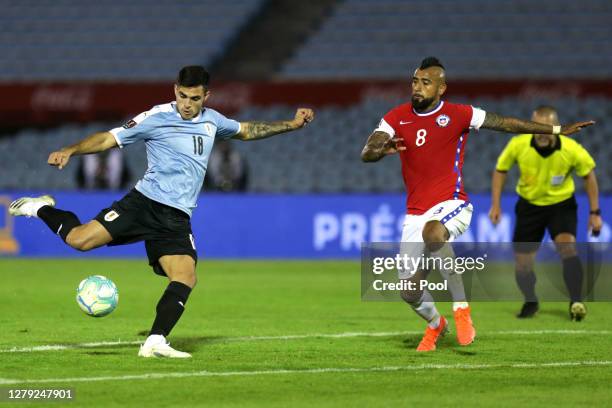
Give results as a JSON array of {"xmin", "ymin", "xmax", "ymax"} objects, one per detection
[
  {"xmin": 427, "ymin": 313, "xmax": 441, "ymax": 329},
  {"xmin": 29, "ymin": 202, "xmax": 50, "ymax": 218},
  {"xmin": 453, "ymin": 302, "xmax": 469, "ymax": 311},
  {"xmin": 411, "ymin": 290, "xmax": 440, "ymax": 327},
  {"xmin": 431, "ymin": 244, "xmax": 468, "ymax": 303},
  {"xmin": 144, "ymin": 334, "xmax": 165, "ymax": 347}
]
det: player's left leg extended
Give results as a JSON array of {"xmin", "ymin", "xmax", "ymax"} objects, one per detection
[
  {"xmin": 139, "ymin": 254, "xmax": 196, "ymax": 358},
  {"xmin": 9, "ymin": 194, "xmax": 112, "ymax": 250}
]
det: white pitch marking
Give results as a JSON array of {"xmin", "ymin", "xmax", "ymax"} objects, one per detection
[
  {"xmin": 1, "ymin": 330, "xmax": 609, "ymax": 354},
  {"xmin": 1, "ymin": 361, "xmax": 610, "ymax": 385}
]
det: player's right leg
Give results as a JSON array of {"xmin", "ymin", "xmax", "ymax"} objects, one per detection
[
  {"xmin": 399, "ymin": 218, "xmax": 447, "ymax": 351},
  {"xmin": 399, "ymin": 270, "xmax": 448, "ymax": 352},
  {"xmin": 9, "ymin": 194, "xmax": 112, "ymax": 250},
  {"xmin": 139, "ymin": 253, "xmax": 196, "ymax": 359}
]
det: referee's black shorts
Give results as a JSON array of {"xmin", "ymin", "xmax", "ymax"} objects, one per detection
[
  {"xmin": 94, "ymin": 189, "xmax": 197, "ymax": 276},
  {"xmin": 513, "ymin": 195, "xmax": 578, "ymax": 253}
]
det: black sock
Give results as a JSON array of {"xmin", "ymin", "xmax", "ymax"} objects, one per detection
[
  {"xmin": 563, "ymin": 256, "xmax": 583, "ymax": 303},
  {"xmin": 37, "ymin": 206, "xmax": 82, "ymax": 242},
  {"xmin": 150, "ymin": 281, "xmax": 192, "ymax": 337},
  {"xmin": 516, "ymin": 270, "xmax": 538, "ymax": 302}
]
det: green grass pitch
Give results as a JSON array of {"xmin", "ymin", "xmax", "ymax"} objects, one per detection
[{"xmin": 1, "ymin": 258, "xmax": 611, "ymax": 407}]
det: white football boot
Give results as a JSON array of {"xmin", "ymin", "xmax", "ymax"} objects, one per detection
[
  {"xmin": 138, "ymin": 335, "xmax": 192, "ymax": 358},
  {"xmin": 9, "ymin": 195, "xmax": 56, "ymax": 218}
]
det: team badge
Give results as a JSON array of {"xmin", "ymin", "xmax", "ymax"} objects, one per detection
[
  {"xmin": 104, "ymin": 210, "xmax": 120, "ymax": 222},
  {"xmin": 204, "ymin": 123, "xmax": 215, "ymax": 135},
  {"xmin": 436, "ymin": 114, "xmax": 450, "ymax": 127},
  {"xmin": 122, "ymin": 119, "xmax": 137, "ymax": 129}
]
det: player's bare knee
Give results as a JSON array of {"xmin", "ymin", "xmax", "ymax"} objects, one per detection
[
  {"xmin": 66, "ymin": 230, "xmax": 90, "ymax": 251},
  {"xmin": 184, "ymin": 270, "xmax": 197, "ymax": 288},
  {"xmin": 422, "ymin": 222, "xmax": 448, "ymax": 252},
  {"xmin": 162, "ymin": 256, "xmax": 197, "ymax": 288}
]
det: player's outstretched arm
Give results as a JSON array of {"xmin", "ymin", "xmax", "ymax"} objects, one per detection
[
  {"xmin": 361, "ymin": 132, "xmax": 405, "ymax": 162},
  {"xmin": 47, "ymin": 131, "xmax": 118, "ymax": 169},
  {"xmin": 234, "ymin": 108, "xmax": 314, "ymax": 141},
  {"xmin": 481, "ymin": 112, "xmax": 595, "ymax": 136}
]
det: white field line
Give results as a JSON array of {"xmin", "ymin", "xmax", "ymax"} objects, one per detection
[
  {"xmin": 1, "ymin": 360, "xmax": 611, "ymax": 385},
  {"xmin": 1, "ymin": 329, "xmax": 610, "ymax": 354}
]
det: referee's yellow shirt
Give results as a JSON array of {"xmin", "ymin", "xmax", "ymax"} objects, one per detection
[{"xmin": 496, "ymin": 134, "xmax": 595, "ymax": 206}]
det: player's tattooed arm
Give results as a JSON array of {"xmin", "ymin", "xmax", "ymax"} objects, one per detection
[
  {"xmin": 235, "ymin": 108, "xmax": 314, "ymax": 141},
  {"xmin": 481, "ymin": 112, "xmax": 595, "ymax": 136},
  {"xmin": 47, "ymin": 131, "xmax": 118, "ymax": 170},
  {"xmin": 361, "ymin": 131, "xmax": 405, "ymax": 162}
]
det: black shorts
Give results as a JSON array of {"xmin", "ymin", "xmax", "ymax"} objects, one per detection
[
  {"xmin": 513, "ymin": 195, "xmax": 578, "ymax": 253},
  {"xmin": 94, "ymin": 189, "xmax": 197, "ymax": 276}
]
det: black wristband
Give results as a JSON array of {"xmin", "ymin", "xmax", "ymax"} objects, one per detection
[{"xmin": 590, "ymin": 209, "xmax": 601, "ymax": 216}]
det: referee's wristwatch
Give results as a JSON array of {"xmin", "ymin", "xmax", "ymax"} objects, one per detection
[{"xmin": 590, "ymin": 209, "xmax": 601, "ymax": 216}]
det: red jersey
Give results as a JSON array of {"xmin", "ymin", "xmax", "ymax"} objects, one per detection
[{"xmin": 377, "ymin": 101, "xmax": 486, "ymax": 215}]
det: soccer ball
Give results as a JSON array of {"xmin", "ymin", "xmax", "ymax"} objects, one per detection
[{"xmin": 76, "ymin": 275, "xmax": 119, "ymax": 317}]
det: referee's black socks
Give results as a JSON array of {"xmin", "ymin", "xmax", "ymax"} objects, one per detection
[
  {"xmin": 37, "ymin": 206, "xmax": 82, "ymax": 242},
  {"xmin": 150, "ymin": 281, "xmax": 192, "ymax": 337},
  {"xmin": 515, "ymin": 270, "xmax": 538, "ymax": 303},
  {"xmin": 562, "ymin": 256, "xmax": 584, "ymax": 303}
]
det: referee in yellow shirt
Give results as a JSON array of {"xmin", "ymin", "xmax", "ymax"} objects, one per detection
[{"xmin": 488, "ymin": 105, "xmax": 602, "ymax": 321}]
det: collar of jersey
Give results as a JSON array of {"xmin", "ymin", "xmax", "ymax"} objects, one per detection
[
  {"xmin": 172, "ymin": 102, "xmax": 204, "ymax": 122},
  {"xmin": 412, "ymin": 100, "xmax": 444, "ymax": 116}
]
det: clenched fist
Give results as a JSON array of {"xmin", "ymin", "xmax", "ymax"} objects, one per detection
[
  {"xmin": 48, "ymin": 149, "xmax": 73, "ymax": 170},
  {"xmin": 292, "ymin": 108, "xmax": 315, "ymax": 128}
]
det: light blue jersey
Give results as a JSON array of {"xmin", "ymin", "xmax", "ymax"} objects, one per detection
[{"xmin": 109, "ymin": 102, "xmax": 241, "ymax": 216}]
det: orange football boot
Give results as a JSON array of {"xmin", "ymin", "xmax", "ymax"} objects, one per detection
[
  {"xmin": 454, "ymin": 305, "xmax": 476, "ymax": 346},
  {"xmin": 416, "ymin": 316, "xmax": 448, "ymax": 352}
]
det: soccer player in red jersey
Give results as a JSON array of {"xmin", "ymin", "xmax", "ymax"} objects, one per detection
[{"xmin": 361, "ymin": 57, "xmax": 594, "ymax": 352}]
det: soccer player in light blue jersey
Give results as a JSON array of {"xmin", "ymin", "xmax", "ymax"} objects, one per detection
[{"xmin": 9, "ymin": 66, "xmax": 315, "ymax": 358}]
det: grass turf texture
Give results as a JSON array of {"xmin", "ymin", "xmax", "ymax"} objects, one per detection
[{"xmin": 0, "ymin": 258, "xmax": 611, "ymax": 407}]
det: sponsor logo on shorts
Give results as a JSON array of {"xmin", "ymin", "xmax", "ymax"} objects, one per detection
[
  {"xmin": 433, "ymin": 206, "xmax": 444, "ymax": 215},
  {"xmin": 436, "ymin": 114, "xmax": 450, "ymax": 127},
  {"xmin": 104, "ymin": 210, "xmax": 120, "ymax": 222},
  {"xmin": 189, "ymin": 234, "xmax": 196, "ymax": 250}
]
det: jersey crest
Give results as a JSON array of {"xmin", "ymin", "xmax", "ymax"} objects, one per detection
[{"xmin": 436, "ymin": 114, "xmax": 450, "ymax": 127}]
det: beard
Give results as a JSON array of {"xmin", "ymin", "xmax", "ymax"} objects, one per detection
[{"xmin": 411, "ymin": 95, "xmax": 436, "ymax": 112}]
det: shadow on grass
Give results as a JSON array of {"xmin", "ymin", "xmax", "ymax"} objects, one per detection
[
  {"xmin": 169, "ymin": 336, "xmax": 229, "ymax": 352},
  {"xmin": 85, "ymin": 351, "xmax": 122, "ymax": 356},
  {"xmin": 537, "ymin": 308, "xmax": 570, "ymax": 319}
]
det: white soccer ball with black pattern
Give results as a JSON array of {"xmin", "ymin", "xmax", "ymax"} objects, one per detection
[{"xmin": 76, "ymin": 275, "xmax": 119, "ymax": 317}]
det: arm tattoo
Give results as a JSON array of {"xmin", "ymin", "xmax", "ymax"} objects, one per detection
[
  {"xmin": 481, "ymin": 112, "xmax": 554, "ymax": 134},
  {"xmin": 361, "ymin": 131, "xmax": 391, "ymax": 162},
  {"xmin": 239, "ymin": 121, "xmax": 295, "ymax": 141}
]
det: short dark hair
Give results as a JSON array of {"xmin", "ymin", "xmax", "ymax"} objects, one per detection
[
  {"xmin": 534, "ymin": 105, "xmax": 558, "ymax": 115},
  {"xmin": 177, "ymin": 66, "xmax": 210, "ymax": 88},
  {"xmin": 419, "ymin": 57, "xmax": 445, "ymax": 70}
]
